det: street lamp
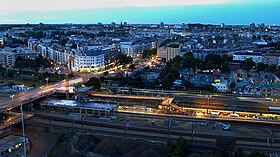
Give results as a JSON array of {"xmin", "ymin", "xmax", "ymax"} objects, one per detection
[
  {"xmin": 10, "ymin": 94, "xmax": 15, "ymax": 101},
  {"xmin": 45, "ymin": 78, "xmax": 49, "ymax": 86},
  {"xmin": 206, "ymin": 95, "xmax": 212, "ymax": 114},
  {"xmin": 20, "ymin": 102, "xmax": 27, "ymax": 157},
  {"xmin": 272, "ymin": 99, "xmax": 278, "ymax": 107},
  {"xmin": 39, "ymin": 86, "xmax": 43, "ymax": 96},
  {"xmin": 21, "ymin": 85, "xmax": 24, "ymax": 91}
]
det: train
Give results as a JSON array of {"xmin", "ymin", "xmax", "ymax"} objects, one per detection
[{"xmin": 269, "ymin": 107, "xmax": 280, "ymax": 113}]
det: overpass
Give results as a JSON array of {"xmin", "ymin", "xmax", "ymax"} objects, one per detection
[
  {"xmin": 0, "ymin": 76, "xmax": 87, "ymax": 131},
  {"xmin": 0, "ymin": 77, "xmax": 84, "ymax": 111},
  {"xmin": 0, "ymin": 112, "xmax": 33, "ymax": 131}
]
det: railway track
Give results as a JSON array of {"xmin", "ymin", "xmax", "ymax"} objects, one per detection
[
  {"xmin": 34, "ymin": 112, "xmax": 280, "ymax": 143},
  {"xmin": 29, "ymin": 115, "xmax": 280, "ymax": 154}
]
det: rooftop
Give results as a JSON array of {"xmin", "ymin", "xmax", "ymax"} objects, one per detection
[{"xmin": 43, "ymin": 99, "xmax": 118, "ymax": 111}]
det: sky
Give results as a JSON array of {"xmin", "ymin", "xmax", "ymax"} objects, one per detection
[{"xmin": 0, "ymin": 0, "xmax": 279, "ymax": 24}]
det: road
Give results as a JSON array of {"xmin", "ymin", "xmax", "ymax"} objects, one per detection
[
  {"xmin": 0, "ymin": 112, "xmax": 33, "ymax": 130},
  {"xmin": 0, "ymin": 76, "xmax": 84, "ymax": 131},
  {"xmin": 0, "ymin": 77, "xmax": 84, "ymax": 110},
  {"xmin": 0, "ymin": 68, "xmax": 118, "ymax": 111}
]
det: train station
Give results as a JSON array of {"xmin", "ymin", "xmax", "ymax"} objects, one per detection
[{"xmin": 41, "ymin": 99, "xmax": 118, "ymax": 117}]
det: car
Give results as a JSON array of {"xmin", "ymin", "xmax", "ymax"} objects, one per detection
[
  {"xmin": 199, "ymin": 122, "xmax": 209, "ymax": 126},
  {"xmin": 222, "ymin": 124, "xmax": 231, "ymax": 131}
]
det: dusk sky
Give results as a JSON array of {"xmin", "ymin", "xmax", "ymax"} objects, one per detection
[{"xmin": 0, "ymin": 0, "xmax": 279, "ymax": 24}]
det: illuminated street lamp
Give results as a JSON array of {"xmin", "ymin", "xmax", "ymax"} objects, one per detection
[
  {"xmin": 272, "ymin": 99, "xmax": 278, "ymax": 107},
  {"xmin": 45, "ymin": 78, "xmax": 49, "ymax": 86},
  {"xmin": 21, "ymin": 85, "xmax": 24, "ymax": 91},
  {"xmin": 206, "ymin": 95, "xmax": 212, "ymax": 114},
  {"xmin": 10, "ymin": 94, "xmax": 15, "ymax": 101},
  {"xmin": 39, "ymin": 86, "xmax": 43, "ymax": 96},
  {"xmin": 63, "ymin": 79, "xmax": 66, "ymax": 85},
  {"xmin": 20, "ymin": 102, "xmax": 27, "ymax": 157}
]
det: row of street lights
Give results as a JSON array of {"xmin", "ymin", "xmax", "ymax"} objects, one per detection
[
  {"xmin": 9, "ymin": 96, "xmax": 27, "ymax": 157},
  {"xmin": 8, "ymin": 82, "xmax": 48, "ymax": 157},
  {"xmin": 45, "ymin": 78, "xmax": 49, "ymax": 87}
]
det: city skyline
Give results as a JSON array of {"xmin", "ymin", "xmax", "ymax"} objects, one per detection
[{"xmin": 0, "ymin": 0, "xmax": 279, "ymax": 24}]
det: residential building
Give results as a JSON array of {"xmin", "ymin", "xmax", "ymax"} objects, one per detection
[
  {"xmin": 262, "ymin": 54, "xmax": 280, "ymax": 65},
  {"xmin": 233, "ymin": 52, "xmax": 262, "ymax": 63},
  {"xmin": 73, "ymin": 49, "xmax": 105, "ymax": 72},
  {"xmin": 212, "ymin": 83, "xmax": 229, "ymax": 93},
  {"xmin": 0, "ymin": 47, "xmax": 38, "ymax": 67},
  {"xmin": 0, "ymin": 37, "xmax": 4, "ymax": 45},
  {"xmin": 120, "ymin": 44, "xmax": 135, "ymax": 56},
  {"xmin": 157, "ymin": 46, "xmax": 181, "ymax": 62}
]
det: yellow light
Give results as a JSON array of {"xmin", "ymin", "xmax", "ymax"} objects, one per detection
[{"xmin": 196, "ymin": 112, "xmax": 204, "ymax": 116}]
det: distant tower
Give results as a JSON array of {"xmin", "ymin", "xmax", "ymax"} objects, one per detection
[
  {"xmin": 249, "ymin": 23, "xmax": 255, "ymax": 31},
  {"xmin": 182, "ymin": 22, "xmax": 186, "ymax": 27},
  {"xmin": 120, "ymin": 21, "xmax": 123, "ymax": 27},
  {"xmin": 160, "ymin": 21, "xmax": 164, "ymax": 28},
  {"xmin": 220, "ymin": 23, "xmax": 225, "ymax": 28},
  {"xmin": 258, "ymin": 23, "xmax": 265, "ymax": 32},
  {"xmin": 111, "ymin": 22, "xmax": 116, "ymax": 27}
]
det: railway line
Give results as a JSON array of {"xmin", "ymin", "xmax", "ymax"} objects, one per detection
[
  {"xmin": 34, "ymin": 112, "xmax": 280, "ymax": 143},
  {"xmin": 30, "ymin": 114, "xmax": 280, "ymax": 154}
]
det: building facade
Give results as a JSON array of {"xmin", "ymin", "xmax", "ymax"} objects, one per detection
[
  {"xmin": 233, "ymin": 53, "xmax": 262, "ymax": 63},
  {"xmin": 0, "ymin": 47, "xmax": 38, "ymax": 67},
  {"xmin": 157, "ymin": 47, "xmax": 181, "ymax": 62},
  {"xmin": 73, "ymin": 50, "xmax": 105, "ymax": 72}
]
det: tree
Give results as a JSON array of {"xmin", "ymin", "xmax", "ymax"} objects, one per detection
[
  {"xmin": 102, "ymin": 71, "xmax": 109, "ymax": 76},
  {"xmin": 7, "ymin": 81, "xmax": 16, "ymax": 87},
  {"xmin": 129, "ymin": 64, "xmax": 136, "ymax": 70},
  {"xmin": 15, "ymin": 56, "xmax": 24, "ymax": 62},
  {"xmin": 222, "ymin": 62, "xmax": 230, "ymax": 73},
  {"xmin": 71, "ymin": 43, "xmax": 77, "ymax": 49},
  {"xmin": 115, "ymin": 54, "xmax": 133, "ymax": 66},
  {"xmin": 162, "ymin": 73, "xmax": 176, "ymax": 89},
  {"xmin": 182, "ymin": 56, "xmax": 197, "ymax": 69},
  {"xmin": 85, "ymin": 77, "xmax": 101, "ymax": 89},
  {"xmin": 142, "ymin": 48, "xmax": 157, "ymax": 59},
  {"xmin": 183, "ymin": 80, "xmax": 191, "ymax": 89},
  {"xmin": 0, "ymin": 66, "xmax": 4, "ymax": 77},
  {"xmin": 268, "ymin": 42, "xmax": 280, "ymax": 50},
  {"xmin": 268, "ymin": 64, "xmax": 277, "ymax": 73},
  {"xmin": 248, "ymin": 150, "xmax": 267, "ymax": 157},
  {"xmin": 205, "ymin": 54, "xmax": 222, "ymax": 68},
  {"xmin": 230, "ymin": 82, "xmax": 236, "ymax": 88},
  {"xmin": 167, "ymin": 137, "xmax": 191, "ymax": 157},
  {"xmin": 235, "ymin": 149, "xmax": 246, "ymax": 157},
  {"xmin": 14, "ymin": 58, "xmax": 37, "ymax": 69},
  {"xmin": 256, "ymin": 63, "xmax": 267, "ymax": 72},
  {"xmin": 245, "ymin": 58, "xmax": 255, "ymax": 70},
  {"xmin": 209, "ymin": 85, "xmax": 216, "ymax": 92},
  {"xmin": 275, "ymin": 70, "xmax": 280, "ymax": 78},
  {"xmin": 159, "ymin": 38, "xmax": 177, "ymax": 47},
  {"xmin": 35, "ymin": 55, "xmax": 52, "ymax": 68},
  {"xmin": 133, "ymin": 75, "xmax": 145, "ymax": 87}
]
